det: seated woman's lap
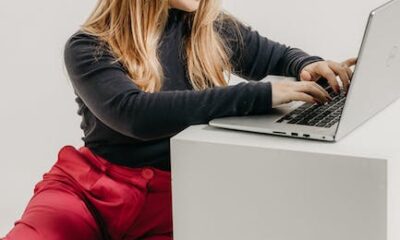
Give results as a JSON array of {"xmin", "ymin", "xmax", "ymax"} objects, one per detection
[
  {"xmin": 3, "ymin": 146, "xmax": 173, "ymax": 240},
  {"xmin": 4, "ymin": 187, "xmax": 173, "ymax": 240}
]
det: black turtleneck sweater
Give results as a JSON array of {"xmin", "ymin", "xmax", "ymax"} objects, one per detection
[{"xmin": 64, "ymin": 9, "xmax": 323, "ymax": 171}]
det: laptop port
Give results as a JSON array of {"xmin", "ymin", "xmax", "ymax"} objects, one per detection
[
  {"xmin": 272, "ymin": 131, "xmax": 286, "ymax": 135},
  {"xmin": 303, "ymin": 134, "xmax": 310, "ymax": 138},
  {"xmin": 291, "ymin": 133, "xmax": 298, "ymax": 136}
]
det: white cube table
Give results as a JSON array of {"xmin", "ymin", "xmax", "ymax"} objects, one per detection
[{"xmin": 171, "ymin": 98, "xmax": 400, "ymax": 240}]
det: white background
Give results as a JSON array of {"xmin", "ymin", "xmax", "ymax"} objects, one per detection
[{"xmin": 0, "ymin": 0, "xmax": 388, "ymax": 235}]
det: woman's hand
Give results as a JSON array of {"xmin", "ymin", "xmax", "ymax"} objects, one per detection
[
  {"xmin": 271, "ymin": 80, "xmax": 332, "ymax": 107},
  {"xmin": 271, "ymin": 58, "xmax": 357, "ymax": 107},
  {"xmin": 300, "ymin": 58, "xmax": 357, "ymax": 93}
]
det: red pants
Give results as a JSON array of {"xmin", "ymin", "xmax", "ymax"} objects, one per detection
[{"xmin": 3, "ymin": 145, "xmax": 173, "ymax": 240}]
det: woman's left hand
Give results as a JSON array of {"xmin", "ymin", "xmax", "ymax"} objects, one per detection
[{"xmin": 300, "ymin": 58, "xmax": 357, "ymax": 94}]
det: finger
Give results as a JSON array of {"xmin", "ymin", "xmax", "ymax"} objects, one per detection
[
  {"xmin": 341, "ymin": 61, "xmax": 355, "ymax": 81},
  {"xmin": 309, "ymin": 82, "xmax": 332, "ymax": 103},
  {"xmin": 317, "ymin": 64, "xmax": 341, "ymax": 94},
  {"xmin": 313, "ymin": 82, "xmax": 333, "ymax": 100},
  {"xmin": 310, "ymin": 81, "xmax": 332, "ymax": 100},
  {"xmin": 300, "ymin": 70, "xmax": 312, "ymax": 81},
  {"xmin": 291, "ymin": 92, "xmax": 317, "ymax": 104},
  {"xmin": 297, "ymin": 82, "xmax": 331, "ymax": 103},
  {"xmin": 343, "ymin": 58, "xmax": 357, "ymax": 67},
  {"xmin": 329, "ymin": 62, "xmax": 351, "ymax": 92},
  {"xmin": 343, "ymin": 65, "xmax": 353, "ymax": 80}
]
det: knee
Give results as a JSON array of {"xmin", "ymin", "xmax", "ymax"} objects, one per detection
[
  {"xmin": 4, "ymin": 217, "xmax": 100, "ymax": 240},
  {"xmin": 3, "ymin": 190, "xmax": 101, "ymax": 240},
  {"xmin": 3, "ymin": 221, "xmax": 40, "ymax": 240}
]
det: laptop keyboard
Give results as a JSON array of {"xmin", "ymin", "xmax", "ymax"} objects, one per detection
[{"xmin": 276, "ymin": 82, "xmax": 346, "ymax": 128}]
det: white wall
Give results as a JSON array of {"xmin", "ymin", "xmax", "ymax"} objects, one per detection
[
  {"xmin": 0, "ymin": 0, "xmax": 388, "ymax": 235},
  {"xmin": 224, "ymin": 0, "xmax": 387, "ymax": 60},
  {"xmin": 0, "ymin": 0, "xmax": 96, "ymax": 234}
]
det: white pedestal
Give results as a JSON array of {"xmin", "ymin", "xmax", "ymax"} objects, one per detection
[{"xmin": 171, "ymin": 99, "xmax": 400, "ymax": 240}]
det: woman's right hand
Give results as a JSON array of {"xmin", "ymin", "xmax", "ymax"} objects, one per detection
[{"xmin": 271, "ymin": 80, "xmax": 332, "ymax": 107}]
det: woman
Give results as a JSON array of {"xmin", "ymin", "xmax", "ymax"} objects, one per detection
[{"xmin": 3, "ymin": 0, "xmax": 356, "ymax": 239}]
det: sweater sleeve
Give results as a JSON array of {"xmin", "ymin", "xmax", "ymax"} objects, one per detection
[
  {"xmin": 218, "ymin": 16, "xmax": 324, "ymax": 81},
  {"xmin": 64, "ymin": 32, "xmax": 272, "ymax": 141}
]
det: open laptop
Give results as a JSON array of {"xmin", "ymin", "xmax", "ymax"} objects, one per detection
[{"xmin": 209, "ymin": 0, "xmax": 400, "ymax": 142}]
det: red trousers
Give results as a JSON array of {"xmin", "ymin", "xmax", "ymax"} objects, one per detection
[{"xmin": 3, "ymin": 145, "xmax": 173, "ymax": 240}]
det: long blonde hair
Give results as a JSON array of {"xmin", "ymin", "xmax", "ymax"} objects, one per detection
[{"xmin": 82, "ymin": 0, "xmax": 234, "ymax": 92}]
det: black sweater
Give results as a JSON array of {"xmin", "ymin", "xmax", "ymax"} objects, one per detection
[{"xmin": 64, "ymin": 9, "xmax": 323, "ymax": 171}]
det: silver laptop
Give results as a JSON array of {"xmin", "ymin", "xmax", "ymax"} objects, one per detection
[{"xmin": 209, "ymin": 0, "xmax": 400, "ymax": 142}]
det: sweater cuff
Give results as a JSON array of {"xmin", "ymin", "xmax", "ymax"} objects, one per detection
[
  {"xmin": 295, "ymin": 56, "xmax": 324, "ymax": 81},
  {"xmin": 251, "ymin": 81, "xmax": 273, "ymax": 114}
]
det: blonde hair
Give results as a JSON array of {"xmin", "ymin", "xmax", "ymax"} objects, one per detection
[{"xmin": 82, "ymin": 0, "xmax": 234, "ymax": 92}]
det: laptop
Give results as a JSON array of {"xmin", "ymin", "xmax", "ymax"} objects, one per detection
[{"xmin": 209, "ymin": 0, "xmax": 400, "ymax": 142}]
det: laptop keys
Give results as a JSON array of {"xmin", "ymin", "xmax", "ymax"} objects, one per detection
[{"xmin": 276, "ymin": 84, "xmax": 346, "ymax": 128}]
